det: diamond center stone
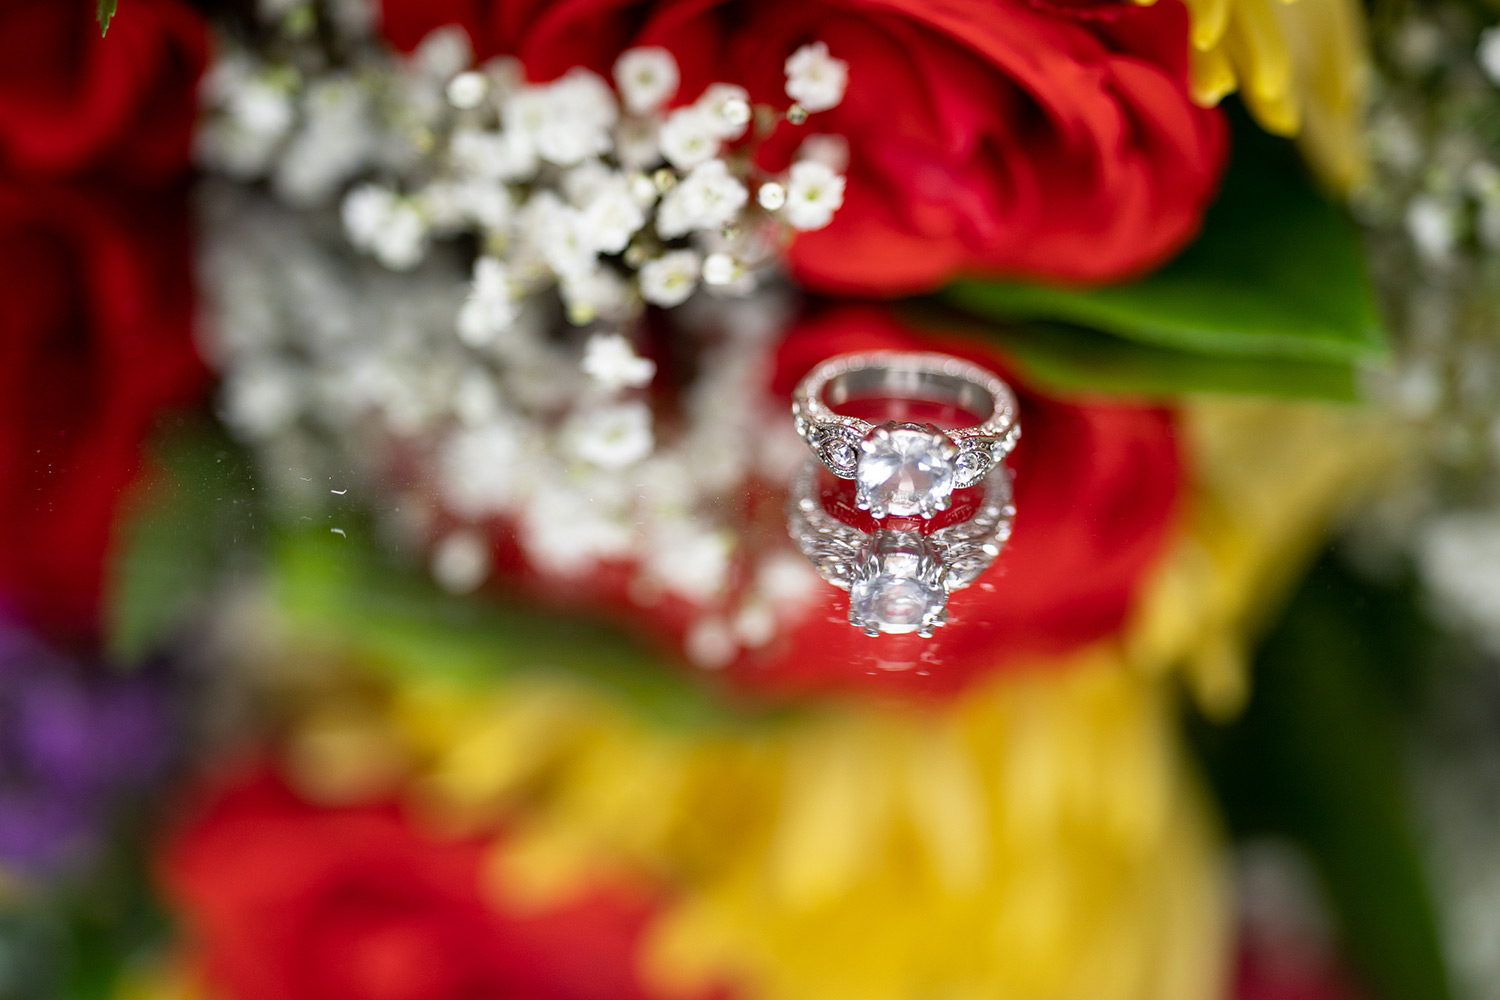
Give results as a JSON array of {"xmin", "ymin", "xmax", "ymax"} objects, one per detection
[
  {"xmin": 855, "ymin": 423, "xmax": 958, "ymax": 518},
  {"xmin": 849, "ymin": 530, "xmax": 948, "ymax": 636}
]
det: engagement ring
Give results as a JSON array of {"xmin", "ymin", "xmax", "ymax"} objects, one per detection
[{"xmin": 791, "ymin": 352, "xmax": 1020, "ymax": 519}]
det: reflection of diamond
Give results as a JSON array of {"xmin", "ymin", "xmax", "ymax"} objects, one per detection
[
  {"xmin": 855, "ymin": 422, "xmax": 957, "ymax": 518},
  {"xmin": 849, "ymin": 530, "xmax": 948, "ymax": 636}
]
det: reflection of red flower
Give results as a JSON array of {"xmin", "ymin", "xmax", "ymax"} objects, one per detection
[
  {"xmin": 1235, "ymin": 940, "xmax": 1366, "ymax": 1000},
  {"xmin": 732, "ymin": 305, "xmax": 1182, "ymax": 698},
  {"xmin": 0, "ymin": 0, "xmax": 206, "ymax": 182},
  {"xmin": 0, "ymin": 183, "xmax": 205, "ymax": 636},
  {"xmin": 161, "ymin": 768, "xmax": 671, "ymax": 1000},
  {"xmin": 492, "ymin": 0, "xmax": 1225, "ymax": 293}
]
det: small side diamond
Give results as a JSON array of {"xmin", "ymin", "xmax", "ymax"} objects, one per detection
[{"xmin": 952, "ymin": 446, "xmax": 993, "ymax": 489}]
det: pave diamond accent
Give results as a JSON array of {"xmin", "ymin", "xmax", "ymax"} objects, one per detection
[
  {"xmin": 812, "ymin": 425, "xmax": 862, "ymax": 475},
  {"xmin": 848, "ymin": 530, "xmax": 948, "ymax": 637},
  {"xmin": 952, "ymin": 444, "xmax": 996, "ymax": 490},
  {"xmin": 855, "ymin": 422, "xmax": 958, "ymax": 519}
]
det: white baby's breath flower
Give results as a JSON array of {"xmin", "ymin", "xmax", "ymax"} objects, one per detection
[
  {"xmin": 582, "ymin": 180, "xmax": 647, "ymax": 254},
  {"xmin": 342, "ymin": 184, "xmax": 428, "ymax": 269},
  {"xmin": 560, "ymin": 267, "xmax": 629, "ymax": 321},
  {"xmin": 702, "ymin": 252, "xmax": 739, "ymax": 286},
  {"xmin": 410, "ymin": 26, "xmax": 473, "ymax": 80},
  {"xmin": 446, "ymin": 70, "xmax": 488, "ymax": 109},
  {"xmin": 567, "ymin": 400, "xmax": 655, "ymax": 468},
  {"xmin": 456, "ymin": 256, "xmax": 519, "ymax": 346},
  {"xmin": 785, "ymin": 41, "xmax": 848, "ymax": 112},
  {"xmin": 658, "ymin": 107, "xmax": 720, "ymax": 169},
  {"xmin": 450, "ymin": 127, "xmax": 537, "ymax": 181},
  {"xmin": 614, "ymin": 47, "xmax": 680, "ymax": 115},
  {"xmin": 582, "ymin": 333, "xmax": 656, "ymax": 390},
  {"xmin": 1407, "ymin": 195, "xmax": 1456, "ymax": 263},
  {"xmin": 639, "ymin": 250, "xmax": 701, "ymax": 306},
  {"xmin": 422, "ymin": 178, "xmax": 512, "ymax": 233},
  {"xmin": 757, "ymin": 181, "xmax": 786, "ymax": 210},
  {"xmin": 614, "ymin": 118, "xmax": 661, "ymax": 170},
  {"xmin": 656, "ymin": 159, "xmax": 748, "ymax": 238},
  {"xmin": 782, "ymin": 160, "xmax": 845, "ymax": 231},
  {"xmin": 797, "ymin": 133, "xmax": 850, "ymax": 173},
  {"xmin": 695, "ymin": 83, "xmax": 751, "ymax": 141},
  {"xmin": 537, "ymin": 203, "xmax": 599, "ymax": 279}
]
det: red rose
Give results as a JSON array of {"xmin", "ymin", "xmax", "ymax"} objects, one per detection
[
  {"xmin": 0, "ymin": 182, "xmax": 205, "ymax": 636},
  {"xmin": 160, "ymin": 768, "xmax": 674, "ymax": 1000},
  {"xmin": 0, "ymin": 0, "xmax": 206, "ymax": 182},
  {"xmin": 500, "ymin": 0, "xmax": 1226, "ymax": 293}
]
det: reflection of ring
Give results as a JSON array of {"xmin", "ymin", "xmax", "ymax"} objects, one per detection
[
  {"xmin": 791, "ymin": 352, "xmax": 1020, "ymax": 519},
  {"xmin": 787, "ymin": 459, "xmax": 1015, "ymax": 637}
]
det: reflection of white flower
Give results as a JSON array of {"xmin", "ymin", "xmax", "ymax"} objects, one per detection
[
  {"xmin": 520, "ymin": 478, "xmax": 635, "ymax": 575},
  {"xmin": 639, "ymin": 250, "xmax": 701, "ymax": 306},
  {"xmin": 784, "ymin": 41, "xmax": 848, "ymax": 112},
  {"xmin": 582, "ymin": 333, "xmax": 656, "ymax": 390},
  {"xmin": 456, "ymin": 256, "xmax": 519, "ymax": 346},
  {"xmin": 223, "ymin": 363, "xmax": 301, "ymax": 439},
  {"xmin": 783, "ymin": 160, "xmax": 846, "ymax": 231},
  {"xmin": 441, "ymin": 419, "xmax": 523, "ymax": 516},
  {"xmin": 431, "ymin": 530, "xmax": 492, "ymax": 593},
  {"xmin": 567, "ymin": 400, "xmax": 655, "ymax": 468},
  {"xmin": 646, "ymin": 522, "xmax": 734, "ymax": 599},
  {"xmin": 1480, "ymin": 27, "xmax": 1500, "ymax": 86},
  {"xmin": 658, "ymin": 106, "xmax": 720, "ymax": 170},
  {"xmin": 614, "ymin": 47, "xmax": 679, "ymax": 115}
]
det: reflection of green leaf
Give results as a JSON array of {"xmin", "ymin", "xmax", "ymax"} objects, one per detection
[
  {"xmin": 945, "ymin": 116, "xmax": 1386, "ymax": 367},
  {"xmin": 270, "ymin": 529, "xmax": 770, "ymax": 731},
  {"xmin": 1193, "ymin": 556, "xmax": 1450, "ymax": 1000},
  {"xmin": 106, "ymin": 424, "xmax": 264, "ymax": 664},
  {"xmin": 96, "ymin": 0, "xmax": 118, "ymax": 36}
]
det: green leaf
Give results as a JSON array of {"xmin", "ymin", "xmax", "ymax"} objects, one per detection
[
  {"xmin": 1192, "ymin": 556, "xmax": 1451, "ymax": 1000},
  {"xmin": 106, "ymin": 424, "xmax": 265, "ymax": 664},
  {"xmin": 945, "ymin": 115, "xmax": 1386, "ymax": 366},
  {"xmin": 919, "ymin": 314, "xmax": 1362, "ymax": 402},
  {"xmin": 96, "ymin": 0, "xmax": 118, "ymax": 36}
]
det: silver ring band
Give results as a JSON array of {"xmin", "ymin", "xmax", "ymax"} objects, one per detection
[
  {"xmin": 791, "ymin": 352, "xmax": 1020, "ymax": 519},
  {"xmin": 787, "ymin": 459, "xmax": 1016, "ymax": 636}
]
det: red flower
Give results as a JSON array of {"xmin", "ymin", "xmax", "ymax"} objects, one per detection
[
  {"xmin": 0, "ymin": 0, "xmax": 206, "ymax": 183},
  {"xmin": 161, "ymin": 767, "xmax": 675, "ymax": 1000},
  {"xmin": 488, "ymin": 0, "xmax": 1226, "ymax": 293},
  {"xmin": 0, "ymin": 182, "xmax": 205, "ymax": 636}
]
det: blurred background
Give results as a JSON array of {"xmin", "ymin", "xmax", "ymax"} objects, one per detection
[{"xmin": 2, "ymin": 2, "xmax": 1500, "ymax": 1000}]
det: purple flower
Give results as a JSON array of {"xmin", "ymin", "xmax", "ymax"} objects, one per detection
[{"xmin": 0, "ymin": 622, "xmax": 174, "ymax": 878}]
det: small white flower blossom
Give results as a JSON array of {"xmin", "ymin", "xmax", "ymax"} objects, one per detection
[
  {"xmin": 567, "ymin": 400, "xmax": 655, "ymax": 468},
  {"xmin": 410, "ymin": 26, "xmax": 473, "ymax": 80},
  {"xmin": 423, "ymin": 178, "xmax": 512, "ymax": 233},
  {"xmin": 785, "ymin": 42, "xmax": 848, "ymax": 112},
  {"xmin": 1407, "ymin": 195, "xmax": 1457, "ymax": 263},
  {"xmin": 441, "ymin": 420, "xmax": 523, "ymax": 515},
  {"xmin": 658, "ymin": 107, "xmax": 720, "ymax": 170},
  {"xmin": 560, "ymin": 267, "xmax": 629, "ymax": 320},
  {"xmin": 446, "ymin": 70, "xmax": 488, "ymax": 109},
  {"xmin": 702, "ymin": 252, "xmax": 739, "ymax": 286},
  {"xmin": 757, "ymin": 181, "xmax": 786, "ymax": 210},
  {"xmin": 456, "ymin": 256, "xmax": 520, "ymax": 346},
  {"xmin": 695, "ymin": 83, "xmax": 752, "ymax": 141},
  {"xmin": 431, "ymin": 530, "xmax": 491, "ymax": 594},
  {"xmin": 656, "ymin": 159, "xmax": 748, "ymax": 238},
  {"xmin": 342, "ymin": 184, "xmax": 428, "ymax": 269},
  {"xmin": 538, "ymin": 203, "xmax": 599, "ymax": 279},
  {"xmin": 613, "ymin": 47, "xmax": 680, "ymax": 115},
  {"xmin": 582, "ymin": 178, "xmax": 647, "ymax": 254},
  {"xmin": 797, "ymin": 133, "xmax": 850, "ymax": 173},
  {"xmin": 783, "ymin": 160, "xmax": 846, "ymax": 231},
  {"xmin": 639, "ymin": 250, "xmax": 701, "ymax": 306},
  {"xmin": 450, "ymin": 127, "xmax": 537, "ymax": 181},
  {"xmin": 582, "ymin": 333, "xmax": 656, "ymax": 390},
  {"xmin": 613, "ymin": 118, "xmax": 661, "ymax": 170}
]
